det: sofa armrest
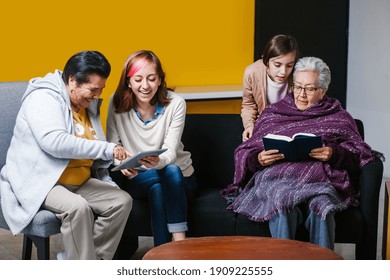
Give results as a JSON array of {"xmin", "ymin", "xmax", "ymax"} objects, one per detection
[
  {"xmin": 356, "ymin": 156, "xmax": 383, "ymax": 259},
  {"xmin": 359, "ymin": 157, "xmax": 383, "ymax": 219}
]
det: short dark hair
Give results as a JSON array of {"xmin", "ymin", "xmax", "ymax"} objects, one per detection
[
  {"xmin": 262, "ymin": 34, "xmax": 300, "ymax": 66},
  {"xmin": 62, "ymin": 50, "xmax": 111, "ymax": 85}
]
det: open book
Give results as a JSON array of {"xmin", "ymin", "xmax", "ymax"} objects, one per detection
[
  {"xmin": 111, "ymin": 148, "xmax": 167, "ymax": 171},
  {"xmin": 263, "ymin": 133, "xmax": 322, "ymax": 162}
]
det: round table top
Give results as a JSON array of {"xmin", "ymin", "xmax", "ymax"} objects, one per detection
[{"xmin": 142, "ymin": 236, "xmax": 343, "ymax": 260}]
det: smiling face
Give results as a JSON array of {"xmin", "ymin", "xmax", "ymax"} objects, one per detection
[
  {"xmin": 128, "ymin": 60, "xmax": 161, "ymax": 107},
  {"xmin": 266, "ymin": 52, "xmax": 296, "ymax": 83},
  {"xmin": 68, "ymin": 73, "xmax": 106, "ymax": 112},
  {"xmin": 293, "ymin": 71, "xmax": 327, "ymax": 111}
]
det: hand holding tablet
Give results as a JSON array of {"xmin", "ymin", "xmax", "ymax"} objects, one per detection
[{"xmin": 111, "ymin": 148, "xmax": 167, "ymax": 171}]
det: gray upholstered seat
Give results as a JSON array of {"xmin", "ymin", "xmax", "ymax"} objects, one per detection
[{"xmin": 0, "ymin": 82, "xmax": 61, "ymax": 260}]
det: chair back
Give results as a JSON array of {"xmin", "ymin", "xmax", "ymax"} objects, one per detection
[
  {"xmin": 354, "ymin": 119, "xmax": 364, "ymax": 140},
  {"xmin": 0, "ymin": 82, "xmax": 28, "ymax": 168}
]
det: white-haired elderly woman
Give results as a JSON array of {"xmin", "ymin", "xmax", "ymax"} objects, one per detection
[{"xmin": 222, "ymin": 57, "xmax": 374, "ymax": 250}]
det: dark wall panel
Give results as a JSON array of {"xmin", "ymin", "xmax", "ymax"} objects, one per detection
[{"xmin": 254, "ymin": 0, "xmax": 349, "ymax": 107}]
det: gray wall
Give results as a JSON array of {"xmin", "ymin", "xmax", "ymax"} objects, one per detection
[{"xmin": 347, "ymin": 0, "xmax": 390, "ymax": 179}]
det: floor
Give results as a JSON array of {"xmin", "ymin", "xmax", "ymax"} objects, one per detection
[
  {"xmin": 0, "ymin": 180, "xmax": 386, "ymax": 260},
  {"xmin": 0, "ymin": 231, "xmax": 153, "ymax": 260}
]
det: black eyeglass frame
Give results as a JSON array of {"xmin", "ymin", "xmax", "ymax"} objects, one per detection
[{"xmin": 291, "ymin": 84, "xmax": 319, "ymax": 96}]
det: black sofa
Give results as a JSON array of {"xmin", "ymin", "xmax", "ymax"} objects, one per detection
[{"xmin": 114, "ymin": 114, "xmax": 383, "ymax": 260}]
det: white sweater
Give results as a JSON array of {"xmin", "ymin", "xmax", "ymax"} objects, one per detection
[
  {"xmin": 106, "ymin": 92, "xmax": 194, "ymax": 177},
  {"xmin": 1, "ymin": 70, "xmax": 116, "ymax": 234}
]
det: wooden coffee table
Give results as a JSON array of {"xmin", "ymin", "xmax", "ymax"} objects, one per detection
[{"xmin": 142, "ymin": 236, "xmax": 343, "ymax": 260}]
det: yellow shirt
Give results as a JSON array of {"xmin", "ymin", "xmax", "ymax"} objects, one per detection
[{"xmin": 58, "ymin": 108, "xmax": 97, "ymax": 186}]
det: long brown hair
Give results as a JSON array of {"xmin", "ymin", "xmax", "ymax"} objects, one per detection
[
  {"xmin": 262, "ymin": 34, "xmax": 300, "ymax": 66},
  {"xmin": 113, "ymin": 50, "xmax": 171, "ymax": 113},
  {"xmin": 261, "ymin": 34, "xmax": 300, "ymax": 85}
]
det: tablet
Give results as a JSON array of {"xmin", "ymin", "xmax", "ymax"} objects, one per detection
[{"xmin": 111, "ymin": 148, "xmax": 167, "ymax": 171}]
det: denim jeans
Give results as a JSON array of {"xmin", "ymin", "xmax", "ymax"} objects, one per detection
[
  {"xmin": 268, "ymin": 206, "xmax": 335, "ymax": 249},
  {"xmin": 121, "ymin": 164, "xmax": 197, "ymax": 246}
]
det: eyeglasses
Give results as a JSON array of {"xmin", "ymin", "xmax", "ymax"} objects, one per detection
[{"xmin": 292, "ymin": 85, "xmax": 318, "ymax": 96}]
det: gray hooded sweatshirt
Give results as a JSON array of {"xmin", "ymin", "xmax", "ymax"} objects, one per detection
[{"xmin": 0, "ymin": 70, "xmax": 117, "ymax": 234}]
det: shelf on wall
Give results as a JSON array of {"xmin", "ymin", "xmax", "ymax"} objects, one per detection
[
  {"xmin": 174, "ymin": 85, "xmax": 242, "ymax": 101},
  {"xmin": 173, "ymin": 85, "xmax": 242, "ymax": 114}
]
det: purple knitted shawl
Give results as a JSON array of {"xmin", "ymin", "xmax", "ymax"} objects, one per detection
[{"xmin": 222, "ymin": 93, "xmax": 374, "ymax": 222}]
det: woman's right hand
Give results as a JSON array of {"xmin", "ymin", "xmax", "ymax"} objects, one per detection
[
  {"xmin": 258, "ymin": 149, "xmax": 284, "ymax": 166},
  {"xmin": 242, "ymin": 126, "xmax": 254, "ymax": 142},
  {"xmin": 113, "ymin": 145, "xmax": 129, "ymax": 161}
]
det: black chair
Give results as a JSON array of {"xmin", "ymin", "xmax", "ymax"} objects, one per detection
[{"xmin": 233, "ymin": 118, "xmax": 384, "ymax": 259}]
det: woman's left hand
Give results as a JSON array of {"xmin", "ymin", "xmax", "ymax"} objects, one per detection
[
  {"xmin": 139, "ymin": 156, "xmax": 160, "ymax": 168},
  {"xmin": 309, "ymin": 146, "xmax": 333, "ymax": 161},
  {"xmin": 121, "ymin": 167, "xmax": 138, "ymax": 177}
]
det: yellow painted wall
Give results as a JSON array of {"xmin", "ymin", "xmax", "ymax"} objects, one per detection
[
  {"xmin": 1, "ymin": 0, "xmax": 253, "ymax": 125},
  {"xmin": 186, "ymin": 99, "xmax": 242, "ymax": 114}
]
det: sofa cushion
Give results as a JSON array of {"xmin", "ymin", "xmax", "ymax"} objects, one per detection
[
  {"xmin": 120, "ymin": 186, "xmax": 238, "ymax": 237},
  {"xmin": 123, "ymin": 199, "xmax": 153, "ymax": 236},
  {"xmin": 0, "ymin": 207, "xmax": 61, "ymax": 237},
  {"xmin": 235, "ymin": 214, "xmax": 271, "ymax": 236},
  {"xmin": 334, "ymin": 207, "xmax": 363, "ymax": 243},
  {"xmin": 188, "ymin": 188, "xmax": 237, "ymax": 236}
]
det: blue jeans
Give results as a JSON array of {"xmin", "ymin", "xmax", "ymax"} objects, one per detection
[
  {"xmin": 268, "ymin": 207, "xmax": 335, "ymax": 249},
  {"xmin": 122, "ymin": 164, "xmax": 197, "ymax": 246}
]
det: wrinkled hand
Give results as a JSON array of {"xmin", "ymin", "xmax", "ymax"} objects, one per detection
[
  {"xmin": 309, "ymin": 146, "xmax": 332, "ymax": 161},
  {"xmin": 242, "ymin": 126, "xmax": 254, "ymax": 142},
  {"xmin": 258, "ymin": 149, "xmax": 284, "ymax": 166},
  {"xmin": 139, "ymin": 155, "xmax": 160, "ymax": 168},
  {"xmin": 113, "ymin": 146, "xmax": 129, "ymax": 161}
]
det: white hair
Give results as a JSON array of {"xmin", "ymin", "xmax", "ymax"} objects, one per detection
[{"xmin": 293, "ymin": 57, "xmax": 331, "ymax": 89}]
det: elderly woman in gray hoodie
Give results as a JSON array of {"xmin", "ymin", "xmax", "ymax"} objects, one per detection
[{"xmin": 0, "ymin": 51, "xmax": 132, "ymax": 260}]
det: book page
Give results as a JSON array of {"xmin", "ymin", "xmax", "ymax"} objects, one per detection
[
  {"xmin": 292, "ymin": 133, "xmax": 317, "ymax": 139},
  {"xmin": 263, "ymin": 133, "xmax": 293, "ymax": 142}
]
